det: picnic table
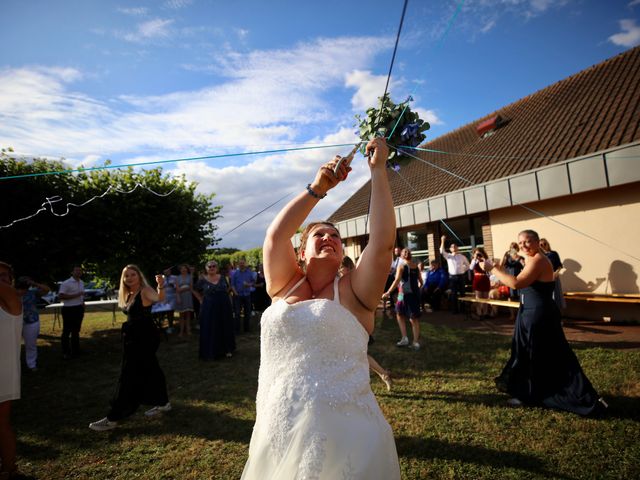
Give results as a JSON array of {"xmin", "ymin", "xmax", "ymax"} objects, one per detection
[{"xmin": 45, "ymin": 299, "xmax": 119, "ymax": 330}]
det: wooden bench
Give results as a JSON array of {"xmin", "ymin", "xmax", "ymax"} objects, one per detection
[
  {"xmin": 458, "ymin": 296, "xmax": 519, "ymax": 320},
  {"xmin": 564, "ymin": 292, "xmax": 640, "ymax": 304},
  {"xmin": 563, "ymin": 292, "xmax": 640, "ymax": 322}
]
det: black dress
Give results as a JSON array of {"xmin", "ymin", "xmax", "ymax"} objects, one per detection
[
  {"xmin": 252, "ymin": 271, "xmax": 271, "ymax": 312},
  {"xmin": 495, "ymin": 281, "xmax": 602, "ymax": 416},
  {"xmin": 107, "ymin": 293, "xmax": 169, "ymax": 421},
  {"xmin": 196, "ymin": 277, "xmax": 235, "ymax": 359}
]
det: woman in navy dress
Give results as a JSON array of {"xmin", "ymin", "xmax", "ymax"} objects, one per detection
[
  {"xmin": 484, "ymin": 230, "xmax": 606, "ymax": 416},
  {"xmin": 193, "ymin": 261, "xmax": 235, "ymax": 360}
]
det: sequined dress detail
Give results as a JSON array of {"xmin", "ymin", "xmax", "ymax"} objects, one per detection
[{"xmin": 241, "ymin": 276, "xmax": 400, "ymax": 479}]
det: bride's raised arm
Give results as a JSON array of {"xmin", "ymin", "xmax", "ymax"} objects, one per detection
[
  {"xmin": 263, "ymin": 155, "xmax": 351, "ymax": 298},
  {"xmin": 350, "ymin": 137, "xmax": 396, "ymax": 311}
]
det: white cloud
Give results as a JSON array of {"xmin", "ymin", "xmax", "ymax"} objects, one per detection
[
  {"xmin": 608, "ymin": 18, "xmax": 640, "ymax": 47},
  {"xmin": 345, "ymin": 70, "xmax": 391, "ymax": 111},
  {"xmin": 480, "ymin": 19, "xmax": 497, "ymax": 33},
  {"xmin": 451, "ymin": 0, "xmax": 570, "ymax": 36},
  {"xmin": 629, "ymin": 0, "xmax": 640, "ymax": 7},
  {"xmin": 121, "ymin": 18, "xmax": 174, "ymax": 43},
  {"xmin": 529, "ymin": 0, "xmax": 554, "ymax": 13},
  {"xmin": 414, "ymin": 107, "xmax": 443, "ymax": 127},
  {"xmin": 0, "ymin": 36, "xmax": 393, "ymax": 248},
  {"xmin": 170, "ymin": 127, "xmax": 367, "ymax": 249},
  {"xmin": 164, "ymin": 0, "xmax": 192, "ymax": 9},
  {"xmin": 117, "ymin": 7, "xmax": 148, "ymax": 16},
  {"xmin": 235, "ymin": 28, "xmax": 249, "ymax": 41}
]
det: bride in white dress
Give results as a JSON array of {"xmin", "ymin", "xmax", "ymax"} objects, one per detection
[{"xmin": 241, "ymin": 137, "xmax": 401, "ymax": 479}]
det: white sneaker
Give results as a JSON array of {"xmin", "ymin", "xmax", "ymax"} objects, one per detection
[
  {"xmin": 396, "ymin": 337, "xmax": 409, "ymax": 347},
  {"xmin": 89, "ymin": 417, "xmax": 118, "ymax": 431},
  {"xmin": 144, "ymin": 402, "xmax": 172, "ymax": 417},
  {"xmin": 507, "ymin": 397, "xmax": 523, "ymax": 406},
  {"xmin": 411, "ymin": 342, "xmax": 421, "ymax": 351}
]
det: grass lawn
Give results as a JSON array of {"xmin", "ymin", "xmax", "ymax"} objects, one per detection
[{"xmin": 13, "ymin": 310, "xmax": 640, "ymax": 480}]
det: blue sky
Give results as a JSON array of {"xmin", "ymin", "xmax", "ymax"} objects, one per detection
[{"xmin": 1, "ymin": 0, "xmax": 639, "ymax": 249}]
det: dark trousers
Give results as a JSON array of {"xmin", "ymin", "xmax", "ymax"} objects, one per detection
[
  {"xmin": 61, "ymin": 304, "xmax": 84, "ymax": 356},
  {"xmin": 422, "ymin": 285, "xmax": 443, "ymax": 311},
  {"xmin": 448, "ymin": 274, "xmax": 466, "ymax": 313},
  {"xmin": 384, "ymin": 274, "xmax": 398, "ymax": 308},
  {"xmin": 233, "ymin": 295, "xmax": 252, "ymax": 333}
]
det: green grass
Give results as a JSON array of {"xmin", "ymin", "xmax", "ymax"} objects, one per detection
[{"xmin": 14, "ymin": 311, "xmax": 640, "ymax": 480}]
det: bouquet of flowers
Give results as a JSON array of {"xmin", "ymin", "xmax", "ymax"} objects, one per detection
[{"xmin": 355, "ymin": 93, "xmax": 430, "ymax": 168}]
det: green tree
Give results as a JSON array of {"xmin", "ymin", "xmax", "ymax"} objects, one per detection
[{"xmin": 0, "ymin": 151, "xmax": 222, "ymax": 284}]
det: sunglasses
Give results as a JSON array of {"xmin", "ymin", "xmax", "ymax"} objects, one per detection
[{"xmin": 207, "ymin": 264, "xmax": 218, "ymax": 268}]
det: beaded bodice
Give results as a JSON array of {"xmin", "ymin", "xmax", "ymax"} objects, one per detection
[{"xmin": 254, "ymin": 277, "xmax": 382, "ymax": 459}]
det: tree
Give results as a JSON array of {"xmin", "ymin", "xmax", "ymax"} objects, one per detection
[{"xmin": 0, "ymin": 151, "xmax": 222, "ymax": 284}]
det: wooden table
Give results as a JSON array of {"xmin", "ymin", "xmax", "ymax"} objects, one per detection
[{"xmin": 45, "ymin": 299, "xmax": 119, "ymax": 330}]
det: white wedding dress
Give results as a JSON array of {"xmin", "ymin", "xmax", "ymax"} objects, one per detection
[{"xmin": 241, "ymin": 276, "xmax": 400, "ymax": 480}]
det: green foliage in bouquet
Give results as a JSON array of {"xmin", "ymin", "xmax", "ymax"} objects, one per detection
[{"xmin": 355, "ymin": 94, "xmax": 430, "ymax": 166}]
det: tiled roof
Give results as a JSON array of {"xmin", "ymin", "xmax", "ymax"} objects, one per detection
[{"xmin": 328, "ymin": 46, "xmax": 640, "ymax": 223}]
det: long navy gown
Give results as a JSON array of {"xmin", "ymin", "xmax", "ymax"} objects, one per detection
[
  {"xmin": 196, "ymin": 277, "xmax": 235, "ymax": 359},
  {"xmin": 495, "ymin": 281, "xmax": 603, "ymax": 416}
]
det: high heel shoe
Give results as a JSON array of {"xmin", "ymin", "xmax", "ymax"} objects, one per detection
[{"xmin": 381, "ymin": 372, "xmax": 393, "ymax": 392}]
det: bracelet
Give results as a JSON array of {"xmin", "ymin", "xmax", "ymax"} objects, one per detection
[{"xmin": 306, "ymin": 184, "xmax": 326, "ymax": 199}]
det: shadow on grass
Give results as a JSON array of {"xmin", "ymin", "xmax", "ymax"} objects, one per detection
[
  {"xmin": 383, "ymin": 389, "xmax": 505, "ymax": 408},
  {"xmin": 396, "ymin": 435, "xmax": 574, "ymax": 479},
  {"xmin": 16, "ymin": 319, "xmax": 259, "ymax": 463}
]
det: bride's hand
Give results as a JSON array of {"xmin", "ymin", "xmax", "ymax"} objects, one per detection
[{"xmin": 309, "ymin": 156, "xmax": 352, "ymax": 197}]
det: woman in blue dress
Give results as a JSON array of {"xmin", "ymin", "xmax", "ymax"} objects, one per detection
[
  {"xmin": 193, "ymin": 261, "xmax": 235, "ymax": 360},
  {"xmin": 484, "ymin": 230, "xmax": 606, "ymax": 416}
]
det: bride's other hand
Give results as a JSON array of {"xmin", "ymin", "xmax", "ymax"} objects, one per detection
[{"xmin": 366, "ymin": 137, "xmax": 389, "ymax": 170}]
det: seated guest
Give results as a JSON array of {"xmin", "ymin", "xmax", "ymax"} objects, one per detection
[
  {"xmin": 487, "ymin": 260, "xmax": 510, "ymax": 318},
  {"xmin": 421, "ymin": 260, "xmax": 448, "ymax": 312}
]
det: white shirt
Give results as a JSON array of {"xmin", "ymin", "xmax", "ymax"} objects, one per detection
[
  {"xmin": 59, "ymin": 276, "xmax": 84, "ymax": 306},
  {"xmin": 440, "ymin": 246, "xmax": 469, "ymax": 275},
  {"xmin": 389, "ymin": 256, "xmax": 404, "ymax": 276}
]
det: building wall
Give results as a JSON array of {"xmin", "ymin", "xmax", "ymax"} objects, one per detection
[{"xmin": 489, "ymin": 182, "xmax": 640, "ymax": 320}]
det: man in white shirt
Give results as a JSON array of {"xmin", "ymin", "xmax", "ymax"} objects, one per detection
[
  {"xmin": 58, "ymin": 266, "xmax": 85, "ymax": 358},
  {"xmin": 439, "ymin": 235, "xmax": 470, "ymax": 313}
]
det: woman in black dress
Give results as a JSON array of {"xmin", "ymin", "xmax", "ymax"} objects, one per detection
[
  {"xmin": 89, "ymin": 265, "xmax": 171, "ymax": 431},
  {"xmin": 484, "ymin": 230, "xmax": 606, "ymax": 416},
  {"xmin": 193, "ymin": 261, "xmax": 235, "ymax": 360}
]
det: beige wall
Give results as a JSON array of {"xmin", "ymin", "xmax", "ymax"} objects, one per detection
[
  {"xmin": 344, "ymin": 239, "xmax": 362, "ymax": 263},
  {"xmin": 490, "ymin": 183, "xmax": 640, "ymax": 294},
  {"xmin": 489, "ymin": 183, "xmax": 640, "ymax": 320}
]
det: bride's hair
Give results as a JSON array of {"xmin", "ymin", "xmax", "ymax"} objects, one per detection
[{"xmin": 297, "ymin": 221, "xmax": 341, "ymax": 269}]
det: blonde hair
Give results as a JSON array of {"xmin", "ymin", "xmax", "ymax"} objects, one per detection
[
  {"xmin": 117, "ymin": 264, "xmax": 151, "ymax": 308},
  {"xmin": 539, "ymin": 238, "xmax": 551, "ymax": 252}
]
